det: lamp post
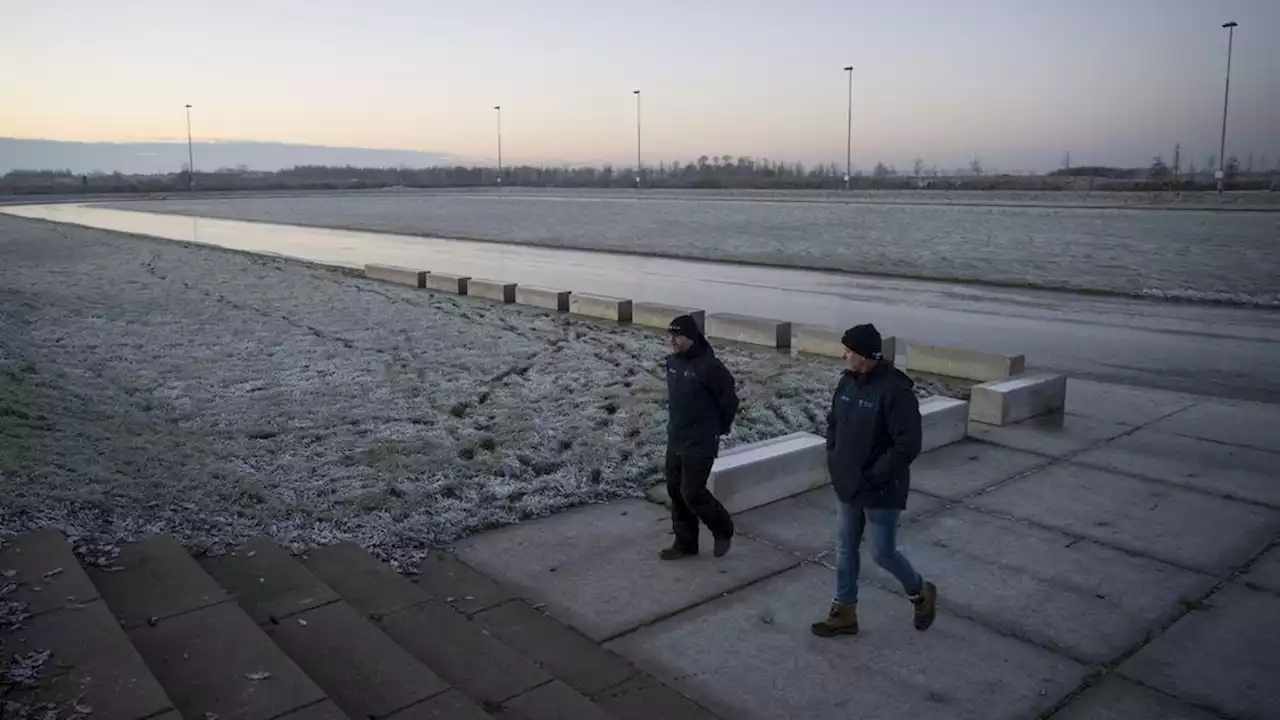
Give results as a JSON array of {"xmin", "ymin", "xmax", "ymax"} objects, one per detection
[
  {"xmin": 185, "ymin": 104, "xmax": 194, "ymax": 191},
  {"xmin": 843, "ymin": 66, "xmax": 853, "ymax": 190},
  {"xmin": 494, "ymin": 105, "xmax": 503, "ymax": 186},
  {"xmin": 1216, "ymin": 21, "xmax": 1239, "ymax": 195},
  {"xmin": 633, "ymin": 89, "xmax": 642, "ymax": 189}
]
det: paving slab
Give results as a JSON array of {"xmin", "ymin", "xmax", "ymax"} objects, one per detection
[
  {"xmin": 412, "ymin": 550, "xmax": 512, "ymax": 615},
  {"xmin": 199, "ymin": 535, "xmax": 340, "ymax": 623},
  {"xmin": 909, "ymin": 440, "xmax": 1051, "ymax": 500},
  {"xmin": 303, "ymin": 541, "xmax": 431, "ymax": 617},
  {"xmin": 376, "ymin": 598, "xmax": 551, "ymax": 704},
  {"xmin": 967, "ymin": 412, "xmax": 1133, "ymax": 457},
  {"xmin": 1120, "ymin": 582, "xmax": 1280, "ymax": 720},
  {"xmin": 385, "ymin": 689, "xmax": 492, "ymax": 720},
  {"xmin": 1243, "ymin": 543, "xmax": 1280, "ymax": 594},
  {"xmin": 90, "ymin": 535, "xmax": 229, "ymax": 628},
  {"xmin": 503, "ymin": 680, "xmax": 613, "ymax": 720},
  {"xmin": 266, "ymin": 600, "xmax": 450, "ymax": 719},
  {"xmin": 473, "ymin": 600, "xmax": 638, "ymax": 695},
  {"xmin": 590, "ymin": 674, "xmax": 720, "ymax": 720},
  {"xmin": 971, "ymin": 463, "xmax": 1279, "ymax": 573},
  {"xmin": 1052, "ymin": 676, "xmax": 1223, "ymax": 720},
  {"xmin": 0, "ymin": 599, "xmax": 175, "ymax": 720},
  {"xmin": 607, "ymin": 563, "xmax": 1087, "ymax": 720},
  {"xmin": 0, "ymin": 529, "xmax": 100, "ymax": 618},
  {"xmin": 126, "ymin": 600, "xmax": 326, "ymax": 720},
  {"xmin": 454, "ymin": 499, "xmax": 799, "ymax": 641},
  {"xmin": 1074, "ymin": 427, "xmax": 1280, "ymax": 508},
  {"xmin": 1065, "ymin": 379, "xmax": 1200, "ymax": 427},
  {"xmin": 863, "ymin": 507, "xmax": 1214, "ymax": 662},
  {"xmin": 1147, "ymin": 399, "xmax": 1280, "ymax": 453},
  {"xmin": 736, "ymin": 488, "xmax": 944, "ymax": 559}
]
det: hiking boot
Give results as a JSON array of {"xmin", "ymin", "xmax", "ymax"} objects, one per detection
[
  {"xmin": 659, "ymin": 545, "xmax": 698, "ymax": 561},
  {"xmin": 911, "ymin": 581, "xmax": 938, "ymax": 631},
  {"xmin": 810, "ymin": 602, "xmax": 858, "ymax": 637},
  {"xmin": 713, "ymin": 533, "xmax": 732, "ymax": 558}
]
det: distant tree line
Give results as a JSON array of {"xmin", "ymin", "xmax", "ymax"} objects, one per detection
[{"xmin": 3, "ymin": 152, "xmax": 1277, "ymax": 195}]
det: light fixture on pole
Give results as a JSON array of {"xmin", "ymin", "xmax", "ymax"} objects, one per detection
[
  {"xmin": 1216, "ymin": 21, "xmax": 1239, "ymax": 196},
  {"xmin": 634, "ymin": 90, "xmax": 642, "ymax": 189},
  {"xmin": 494, "ymin": 105, "xmax": 503, "ymax": 186},
  {"xmin": 843, "ymin": 66, "xmax": 853, "ymax": 190},
  {"xmin": 185, "ymin": 104, "xmax": 195, "ymax": 191}
]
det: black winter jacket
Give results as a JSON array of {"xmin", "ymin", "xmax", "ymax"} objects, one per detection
[
  {"xmin": 825, "ymin": 362, "xmax": 922, "ymax": 509},
  {"xmin": 665, "ymin": 338, "xmax": 739, "ymax": 457}
]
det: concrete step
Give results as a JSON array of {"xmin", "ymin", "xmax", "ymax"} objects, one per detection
[
  {"xmin": 201, "ymin": 535, "xmax": 478, "ymax": 720},
  {"xmin": 1, "ymin": 530, "xmax": 177, "ymax": 720},
  {"xmin": 87, "ymin": 535, "xmax": 338, "ymax": 720},
  {"xmin": 305, "ymin": 542, "xmax": 612, "ymax": 718}
]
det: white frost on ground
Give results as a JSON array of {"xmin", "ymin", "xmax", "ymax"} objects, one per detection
[{"xmin": 0, "ymin": 215, "xmax": 948, "ymax": 571}]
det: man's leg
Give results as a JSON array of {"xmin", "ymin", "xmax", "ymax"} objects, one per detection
[
  {"xmin": 678, "ymin": 455, "xmax": 735, "ymax": 557},
  {"xmin": 662, "ymin": 452, "xmax": 699, "ymax": 559},
  {"xmin": 812, "ymin": 500, "xmax": 863, "ymax": 636},
  {"xmin": 867, "ymin": 508, "xmax": 938, "ymax": 630}
]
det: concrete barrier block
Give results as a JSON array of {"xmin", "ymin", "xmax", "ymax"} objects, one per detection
[
  {"xmin": 705, "ymin": 313, "xmax": 791, "ymax": 349},
  {"xmin": 423, "ymin": 272, "xmax": 469, "ymax": 295},
  {"xmin": 709, "ymin": 432, "xmax": 829, "ymax": 513},
  {"xmin": 904, "ymin": 343, "xmax": 1025, "ymax": 382},
  {"xmin": 794, "ymin": 324, "xmax": 897, "ymax": 360},
  {"xmin": 469, "ymin": 279, "xmax": 517, "ymax": 303},
  {"xmin": 570, "ymin": 294, "xmax": 633, "ymax": 322},
  {"xmin": 363, "ymin": 264, "xmax": 426, "ymax": 288},
  {"xmin": 920, "ymin": 396, "xmax": 969, "ymax": 452},
  {"xmin": 970, "ymin": 373, "xmax": 1067, "ymax": 426},
  {"xmin": 632, "ymin": 303, "xmax": 705, "ymax": 332},
  {"xmin": 515, "ymin": 286, "xmax": 571, "ymax": 312}
]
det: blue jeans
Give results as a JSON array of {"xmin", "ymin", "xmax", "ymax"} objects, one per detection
[{"xmin": 834, "ymin": 501, "xmax": 923, "ymax": 604}]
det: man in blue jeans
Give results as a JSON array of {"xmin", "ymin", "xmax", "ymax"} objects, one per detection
[{"xmin": 812, "ymin": 323, "xmax": 938, "ymax": 637}]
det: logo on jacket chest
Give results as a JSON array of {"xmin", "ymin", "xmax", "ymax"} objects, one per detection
[
  {"xmin": 668, "ymin": 367, "xmax": 698, "ymax": 380},
  {"xmin": 839, "ymin": 394, "xmax": 876, "ymax": 410}
]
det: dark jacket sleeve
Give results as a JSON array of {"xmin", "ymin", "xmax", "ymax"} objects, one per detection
[
  {"xmin": 707, "ymin": 360, "xmax": 739, "ymax": 434},
  {"xmin": 869, "ymin": 383, "xmax": 922, "ymax": 483},
  {"xmin": 825, "ymin": 385, "xmax": 839, "ymax": 451}
]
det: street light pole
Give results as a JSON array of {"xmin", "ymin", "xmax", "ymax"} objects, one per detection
[
  {"xmin": 843, "ymin": 66, "xmax": 853, "ymax": 190},
  {"xmin": 634, "ymin": 89, "xmax": 642, "ymax": 189},
  {"xmin": 1217, "ymin": 21, "xmax": 1238, "ymax": 196},
  {"xmin": 494, "ymin": 105, "xmax": 503, "ymax": 186},
  {"xmin": 185, "ymin": 104, "xmax": 194, "ymax": 191}
]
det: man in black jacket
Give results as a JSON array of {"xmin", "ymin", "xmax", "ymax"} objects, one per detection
[
  {"xmin": 661, "ymin": 315, "xmax": 739, "ymax": 561},
  {"xmin": 811, "ymin": 323, "xmax": 938, "ymax": 637}
]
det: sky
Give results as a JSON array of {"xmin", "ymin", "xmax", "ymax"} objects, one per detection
[{"xmin": 2, "ymin": 0, "xmax": 1278, "ymax": 172}]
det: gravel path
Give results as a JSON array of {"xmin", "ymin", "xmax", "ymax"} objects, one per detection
[{"xmin": 0, "ymin": 215, "xmax": 947, "ymax": 571}]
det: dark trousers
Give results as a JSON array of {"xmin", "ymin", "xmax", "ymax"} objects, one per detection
[{"xmin": 665, "ymin": 452, "xmax": 734, "ymax": 551}]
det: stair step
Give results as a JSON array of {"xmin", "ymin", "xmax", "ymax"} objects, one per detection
[
  {"xmin": 502, "ymin": 680, "xmax": 613, "ymax": 720},
  {"xmin": 412, "ymin": 551, "xmax": 512, "ymax": 616},
  {"xmin": 203, "ymin": 536, "xmax": 463, "ymax": 720},
  {"xmin": 472, "ymin": 600, "xmax": 636, "ymax": 696},
  {"xmin": 300, "ymin": 541, "xmax": 432, "ymax": 617},
  {"xmin": 1, "ymin": 531, "xmax": 177, "ymax": 719},
  {"xmin": 384, "ymin": 689, "xmax": 492, "ymax": 719},
  {"xmin": 88, "ymin": 536, "xmax": 334, "ymax": 720},
  {"xmin": 591, "ymin": 675, "xmax": 720, "ymax": 720}
]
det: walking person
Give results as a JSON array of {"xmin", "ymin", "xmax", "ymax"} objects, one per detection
[
  {"xmin": 660, "ymin": 315, "xmax": 739, "ymax": 560},
  {"xmin": 812, "ymin": 323, "xmax": 938, "ymax": 636}
]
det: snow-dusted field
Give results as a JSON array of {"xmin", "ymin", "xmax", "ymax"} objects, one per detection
[{"xmin": 0, "ymin": 215, "xmax": 950, "ymax": 570}]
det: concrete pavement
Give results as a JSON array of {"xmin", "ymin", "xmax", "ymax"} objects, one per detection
[{"xmin": 455, "ymin": 379, "xmax": 1280, "ymax": 719}]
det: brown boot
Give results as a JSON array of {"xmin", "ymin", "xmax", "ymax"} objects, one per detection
[
  {"xmin": 810, "ymin": 602, "xmax": 858, "ymax": 637},
  {"xmin": 911, "ymin": 581, "xmax": 938, "ymax": 631}
]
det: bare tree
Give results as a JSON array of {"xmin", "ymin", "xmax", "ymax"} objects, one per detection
[
  {"xmin": 969, "ymin": 157, "xmax": 984, "ymax": 176},
  {"xmin": 1062, "ymin": 151, "xmax": 1071, "ymax": 170},
  {"xmin": 912, "ymin": 158, "xmax": 924, "ymax": 177}
]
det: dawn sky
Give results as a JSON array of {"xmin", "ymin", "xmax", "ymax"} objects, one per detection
[{"xmin": 3, "ymin": 0, "xmax": 1278, "ymax": 172}]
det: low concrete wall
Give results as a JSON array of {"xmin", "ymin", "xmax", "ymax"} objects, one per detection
[
  {"xmin": 570, "ymin": 293, "xmax": 633, "ymax": 322},
  {"xmin": 708, "ymin": 432, "xmax": 828, "ymax": 513},
  {"xmin": 793, "ymin": 324, "xmax": 897, "ymax": 360},
  {"xmin": 423, "ymin": 273, "xmax": 470, "ymax": 295},
  {"xmin": 632, "ymin": 303, "xmax": 705, "ymax": 332},
  {"xmin": 919, "ymin": 397, "xmax": 969, "ymax": 452},
  {"xmin": 469, "ymin": 279, "xmax": 516, "ymax": 304},
  {"xmin": 969, "ymin": 373, "xmax": 1067, "ymax": 426},
  {"xmin": 904, "ymin": 343, "xmax": 1026, "ymax": 382},
  {"xmin": 363, "ymin": 264, "xmax": 426, "ymax": 288},
  {"xmin": 516, "ymin": 286, "xmax": 571, "ymax": 312},
  {"xmin": 705, "ymin": 313, "xmax": 791, "ymax": 349}
]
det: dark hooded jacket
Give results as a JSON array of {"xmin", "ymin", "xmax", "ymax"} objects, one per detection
[
  {"xmin": 825, "ymin": 362, "xmax": 922, "ymax": 509},
  {"xmin": 665, "ymin": 332, "xmax": 739, "ymax": 458}
]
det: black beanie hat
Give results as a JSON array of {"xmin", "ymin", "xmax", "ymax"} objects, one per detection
[
  {"xmin": 668, "ymin": 315, "xmax": 701, "ymax": 339},
  {"xmin": 841, "ymin": 323, "xmax": 883, "ymax": 360}
]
